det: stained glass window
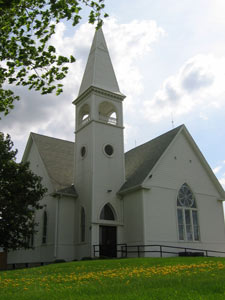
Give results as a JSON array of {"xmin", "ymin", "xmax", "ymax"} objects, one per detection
[{"xmin": 177, "ymin": 183, "xmax": 199, "ymax": 241}]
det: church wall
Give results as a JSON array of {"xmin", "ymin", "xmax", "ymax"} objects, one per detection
[
  {"xmin": 148, "ymin": 131, "xmax": 221, "ymax": 196},
  {"xmin": 123, "ymin": 190, "xmax": 145, "ymax": 246},
  {"xmin": 56, "ymin": 196, "xmax": 77, "ymax": 261},
  {"xmin": 142, "ymin": 131, "xmax": 225, "ymax": 255},
  {"xmin": 8, "ymin": 139, "xmax": 57, "ymax": 264},
  {"xmin": 143, "ymin": 187, "xmax": 177, "ymax": 243},
  {"xmin": 197, "ymin": 193, "xmax": 225, "ymax": 249}
]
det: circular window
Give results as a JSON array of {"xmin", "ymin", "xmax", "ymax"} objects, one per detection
[
  {"xmin": 177, "ymin": 184, "xmax": 195, "ymax": 207},
  {"xmin": 80, "ymin": 146, "xmax": 86, "ymax": 158},
  {"xmin": 104, "ymin": 144, "xmax": 114, "ymax": 156}
]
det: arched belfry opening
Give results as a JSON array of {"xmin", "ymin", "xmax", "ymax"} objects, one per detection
[
  {"xmin": 100, "ymin": 203, "xmax": 116, "ymax": 221},
  {"xmin": 99, "ymin": 101, "xmax": 118, "ymax": 125},
  {"xmin": 79, "ymin": 104, "xmax": 91, "ymax": 127}
]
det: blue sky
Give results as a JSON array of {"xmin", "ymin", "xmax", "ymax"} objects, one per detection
[{"xmin": 1, "ymin": 0, "xmax": 225, "ymax": 188}]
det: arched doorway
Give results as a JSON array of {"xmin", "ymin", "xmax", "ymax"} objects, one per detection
[{"xmin": 99, "ymin": 204, "xmax": 117, "ymax": 258}]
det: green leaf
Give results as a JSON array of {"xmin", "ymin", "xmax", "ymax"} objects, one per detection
[
  {"xmin": 0, "ymin": 0, "xmax": 108, "ymax": 116},
  {"xmin": 70, "ymin": 55, "xmax": 76, "ymax": 63}
]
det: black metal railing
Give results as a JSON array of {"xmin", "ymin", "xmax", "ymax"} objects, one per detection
[
  {"xmin": 93, "ymin": 243, "xmax": 127, "ymax": 258},
  {"xmin": 93, "ymin": 244, "xmax": 225, "ymax": 258}
]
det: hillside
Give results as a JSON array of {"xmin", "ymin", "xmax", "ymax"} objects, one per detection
[{"xmin": 1, "ymin": 257, "xmax": 225, "ymax": 299}]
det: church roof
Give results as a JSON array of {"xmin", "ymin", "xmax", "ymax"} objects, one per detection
[
  {"xmin": 30, "ymin": 133, "xmax": 74, "ymax": 192},
  {"xmin": 78, "ymin": 27, "xmax": 123, "ymax": 97},
  {"xmin": 53, "ymin": 185, "xmax": 78, "ymax": 197},
  {"xmin": 27, "ymin": 126, "xmax": 182, "ymax": 195},
  {"xmin": 119, "ymin": 125, "xmax": 183, "ymax": 193},
  {"xmin": 25, "ymin": 124, "xmax": 224, "ymax": 198}
]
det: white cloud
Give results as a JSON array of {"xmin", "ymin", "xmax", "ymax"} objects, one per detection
[
  {"xmin": 103, "ymin": 18, "xmax": 164, "ymax": 112},
  {"xmin": 213, "ymin": 166, "xmax": 222, "ymax": 174},
  {"xmin": 199, "ymin": 112, "xmax": 208, "ymax": 120},
  {"xmin": 142, "ymin": 54, "xmax": 225, "ymax": 123},
  {"xmin": 219, "ymin": 177, "xmax": 225, "ymax": 189},
  {"xmin": 213, "ymin": 162, "xmax": 225, "ymax": 189},
  {"xmin": 210, "ymin": 0, "xmax": 225, "ymax": 25},
  {"xmin": 124, "ymin": 122, "xmax": 139, "ymax": 149}
]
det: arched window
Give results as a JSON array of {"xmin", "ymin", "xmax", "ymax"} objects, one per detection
[
  {"xmin": 99, "ymin": 102, "xmax": 118, "ymax": 125},
  {"xmin": 81, "ymin": 207, "xmax": 85, "ymax": 242},
  {"xmin": 26, "ymin": 233, "xmax": 34, "ymax": 247},
  {"xmin": 42, "ymin": 211, "xmax": 47, "ymax": 244},
  {"xmin": 100, "ymin": 203, "xmax": 115, "ymax": 221},
  {"xmin": 79, "ymin": 104, "xmax": 91, "ymax": 127},
  {"xmin": 29, "ymin": 233, "xmax": 34, "ymax": 247},
  {"xmin": 177, "ymin": 183, "xmax": 199, "ymax": 241}
]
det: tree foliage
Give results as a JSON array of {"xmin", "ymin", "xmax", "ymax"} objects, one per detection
[
  {"xmin": 0, "ymin": 0, "xmax": 108, "ymax": 116},
  {"xmin": 0, "ymin": 133, "xmax": 47, "ymax": 251}
]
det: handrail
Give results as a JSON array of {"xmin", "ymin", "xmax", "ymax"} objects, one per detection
[
  {"xmin": 125, "ymin": 244, "xmax": 225, "ymax": 253},
  {"xmin": 93, "ymin": 243, "xmax": 225, "ymax": 258},
  {"xmin": 93, "ymin": 243, "xmax": 127, "ymax": 258},
  {"xmin": 99, "ymin": 114, "xmax": 117, "ymax": 125}
]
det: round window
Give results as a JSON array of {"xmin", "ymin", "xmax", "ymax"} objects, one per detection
[
  {"xmin": 80, "ymin": 146, "xmax": 86, "ymax": 158},
  {"xmin": 104, "ymin": 144, "xmax": 114, "ymax": 156}
]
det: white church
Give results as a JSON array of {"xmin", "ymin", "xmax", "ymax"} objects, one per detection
[{"xmin": 8, "ymin": 28, "xmax": 225, "ymax": 264}]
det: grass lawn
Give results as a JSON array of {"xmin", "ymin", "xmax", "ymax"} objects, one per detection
[{"xmin": 1, "ymin": 257, "xmax": 225, "ymax": 299}]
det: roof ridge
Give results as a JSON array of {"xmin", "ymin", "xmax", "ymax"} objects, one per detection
[
  {"xmin": 125, "ymin": 124, "xmax": 183, "ymax": 155},
  {"xmin": 31, "ymin": 132, "xmax": 74, "ymax": 144}
]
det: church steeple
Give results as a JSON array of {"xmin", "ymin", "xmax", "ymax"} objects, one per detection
[
  {"xmin": 73, "ymin": 26, "xmax": 125, "ymax": 259},
  {"xmin": 78, "ymin": 27, "xmax": 122, "ymax": 96}
]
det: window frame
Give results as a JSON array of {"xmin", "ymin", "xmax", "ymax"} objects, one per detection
[
  {"xmin": 80, "ymin": 207, "xmax": 85, "ymax": 243},
  {"xmin": 103, "ymin": 144, "xmax": 114, "ymax": 157},
  {"xmin": 42, "ymin": 211, "xmax": 47, "ymax": 245},
  {"xmin": 176, "ymin": 184, "xmax": 200, "ymax": 242}
]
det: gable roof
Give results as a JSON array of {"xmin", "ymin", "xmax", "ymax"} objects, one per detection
[
  {"xmin": 119, "ymin": 125, "xmax": 183, "ymax": 194},
  {"xmin": 30, "ymin": 133, "xmax": 75, "ymax": 192},
  {"xmin": 53, "ymin": 185, "xmax": 78, "ymax": 198}
]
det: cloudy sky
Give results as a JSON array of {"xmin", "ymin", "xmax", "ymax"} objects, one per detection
[{"xmin": 1, "ymin": 0, "xmax": 225, "ymax": 189}]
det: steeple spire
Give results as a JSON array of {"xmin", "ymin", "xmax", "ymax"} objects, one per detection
[{"xmin": 78, "ymin": 27, "xmax": 122, "ymax": 96}]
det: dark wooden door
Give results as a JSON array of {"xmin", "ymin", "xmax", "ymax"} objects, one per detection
[{"xmin": 99, "ymin": 226, "xmax": 117, "ymax": 258}]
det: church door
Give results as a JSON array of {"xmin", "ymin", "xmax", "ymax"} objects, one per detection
[{"xmin": 99, "ymin": 226, "xmax": 117, "ymax": 258}]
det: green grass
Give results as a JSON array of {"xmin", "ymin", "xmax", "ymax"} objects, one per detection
[{"xmin": 1, "ymin": 257, "xmax": 225, "ymax": 299}]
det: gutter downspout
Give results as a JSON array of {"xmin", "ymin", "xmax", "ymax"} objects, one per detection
[{"xmin": 54, "ymin": 195, "xmax": 60, "ymax": 258}]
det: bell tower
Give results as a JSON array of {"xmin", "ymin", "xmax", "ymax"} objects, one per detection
[{"xmin": 73, "ymin": 28, "xmax": 126, "ymax": 259}]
